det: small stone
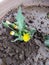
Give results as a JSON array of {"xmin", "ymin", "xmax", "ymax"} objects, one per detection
[
  {"xmin": 3, "ymin": 43, "xmax": 7, "ymax": 49},
  {"xmin": 16, "ymin": 50, "xmax": 19, "ymax": 53},
  {"xmin": 0, "ymin": 23, "xmax": 2, "ymax": 29},
  {"xmin": 3, "ymin": 54, "xmax": 7, "ymax": 58},
  {"xmin": 9, "ymin": 52, "xmax": 15, "ymax": 57},
  {"xmin": 0, "ymin": 53, "xmax": 4, "ymax": 58},
  {"xmin": 45, "ymin": 59, "xmax": 49, "ymax": 65},
  {"xmin": 6, "ymin": 57, "xmax": 12, "ymax": 65},
  {"xmin": 0, "ymin": 58, "xmax": 6, "ymax": 65},
  {"xmin": 47, "ymin": 24, "xmax": 49, "ymax": 28},
  {"xmin": 0, "ymin": 47, "xmax": 4, "ymax": 51},
  {"xmin": 0, "ymin": 31, "xmax": 2, "ymax": 35},
  {"xmin": 0, "ymin": 43, "xmax": 2, "ymax": 49},
  {"xmin": 19, "ymin": 54, "xmax": 24, "ymax": 60},
  {"xmin": 12, "ymin": 60, "xmax": 17, "ymax": 65},
  {"xmin": 5, "ymin": 47, "xmax": 11, "ymax": 53},
  {"xmin": 37, "ymin": 60, "xmax": 43, "ymax": 65},
  {"xmin": 47, "ymin": 12, "xmax": 49, "ymax": 19},
  {"xmin": 14, "ymin": 55, "xmax": 19, "ymax": 60},
  {"xmin": 2, "ymin": 29, "xmax": 6, "ymax": 34}
]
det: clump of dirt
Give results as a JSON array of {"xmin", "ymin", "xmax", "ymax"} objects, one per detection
[{"xmin": 0, "ymin": 6, "xmax": 49, "ymax": 65}]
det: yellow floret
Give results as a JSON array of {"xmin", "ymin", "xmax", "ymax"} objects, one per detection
[
  {"xmin": 22, "ymin": 33, "xmax": 30, "ymax": 42},
  {"xmin": 10, "ymin": 31, "xmax": 15, "ymax": 35},
  {"xmin": 13, "ymin": 24, "xmax": 18, "ymax": 29}
]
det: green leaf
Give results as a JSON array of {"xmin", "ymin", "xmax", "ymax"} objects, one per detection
[
  {"xmin": 14, "ymin": 33, "xmax": 19, "ymax": 36},
  {"xmin": 9, "ymin": 23, "xmax": 17, "ymax": 29},
  {"xmin": 30, "ymin": 28, "xmax": 36, "ymax": 35},
  {"xmin": 44, "ymin": 35, "xmax": 49, "ymax": 47},
  {"xmin": 47, "ymin": 12, "xmax": 49, "ymax": 18},
  {"xmin": 11, "ymin": 38, "xmax": 19, "ymax": 42},
  {"xmin": 11, "ymin": 36, "xmax": 23, "ymax": 42},
  {"xmin": 44, "ymin": 35, "xmax": 49, "ymax": 40},
  {"xmin": 44, "ymin": 40, "xmax": 49, "ymax": 47},
  {"xmin": 16, "ymin": 7, "xmax": 25, "ymax": 31},
  {"xmin": 2, "ymin": 22, "xmax": 9, "ymax": 28}
]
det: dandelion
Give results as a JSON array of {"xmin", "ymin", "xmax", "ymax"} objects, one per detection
[{"xmin": 22, "ymin": 33, "xmax": 30, "ymax": 42}]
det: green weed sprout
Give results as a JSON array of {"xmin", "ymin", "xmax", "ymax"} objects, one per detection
[
  {"xmin": 44, "ymin": 35, "xmax": 49, "ymax": 47},
  {"xmin": 2, "ymin": 7, "xmax": 36, "ymax": 42}
]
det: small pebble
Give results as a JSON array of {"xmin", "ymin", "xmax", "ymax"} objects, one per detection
[{"xmin": 45, "ymin": 59, "xmax": 49, "ymax": 65}]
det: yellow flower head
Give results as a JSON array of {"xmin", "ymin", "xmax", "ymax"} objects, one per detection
[
  {"xmin": 22, "ymin": 33, "xmax": 30, "ymax": 42},
  {"xmin": 13, "ymin": 24, "xmax": 18, "ymax": 29},
  {"xmin": 6, "ymin": 20, "xmax": 11, "ymax": 24},
  {"xmin": 10, "ymin": 31, "xmax": 15, "ymax": 35}
]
